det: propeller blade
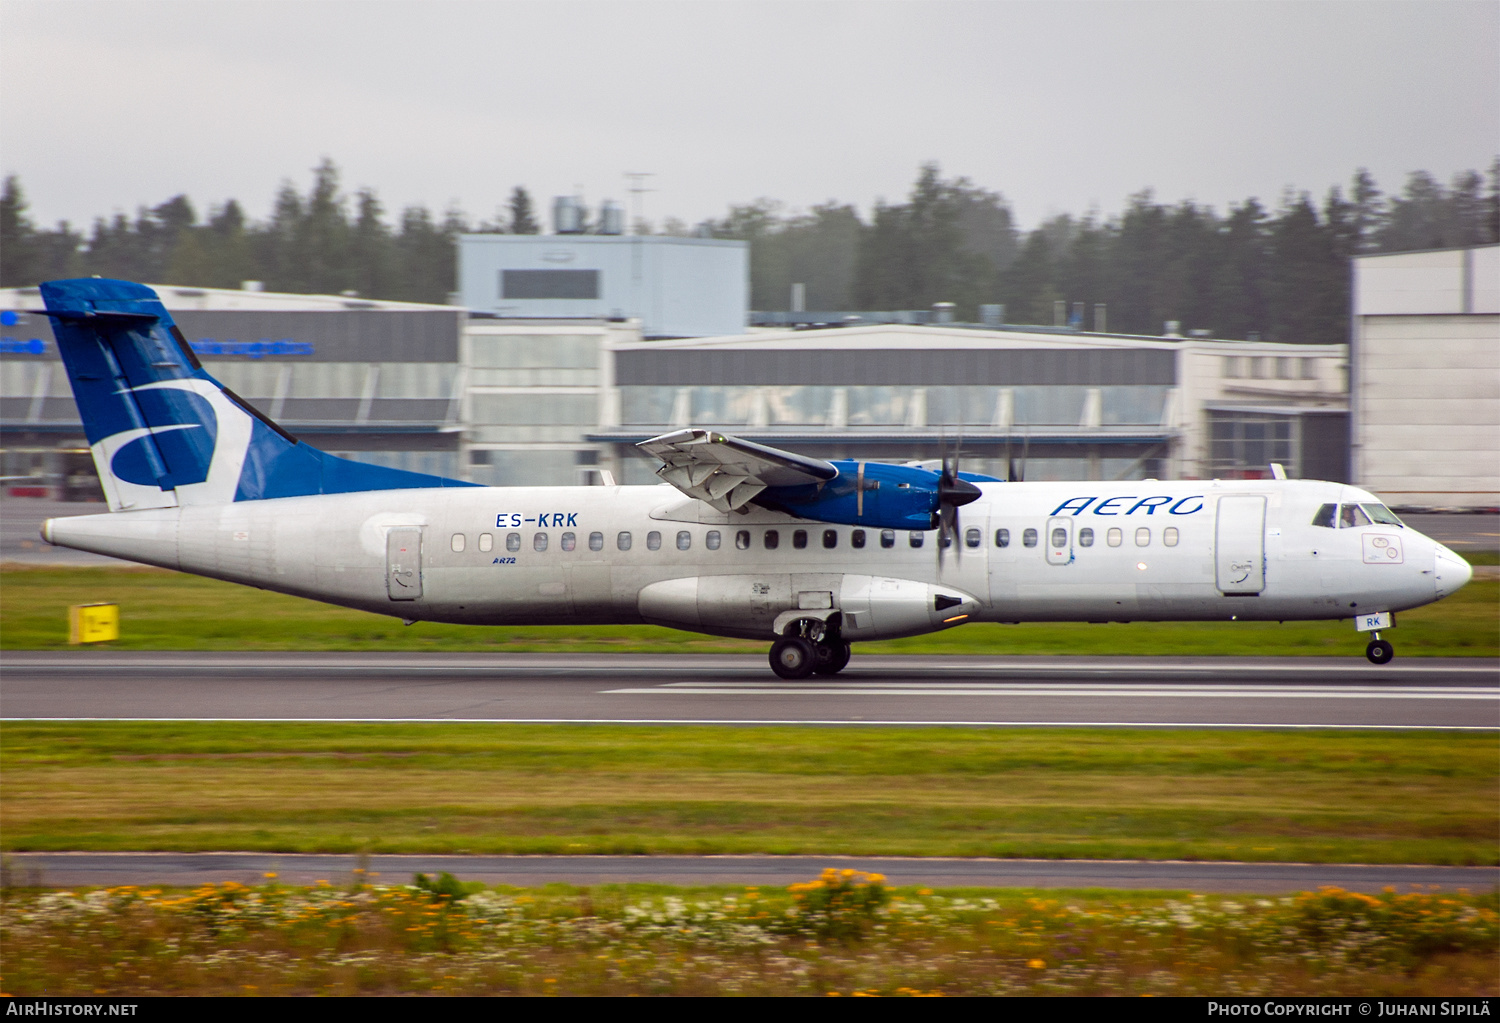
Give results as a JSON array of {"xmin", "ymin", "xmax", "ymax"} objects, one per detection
[{"xmin": 856, "ymin": 461, "xmax": 865, "ymax": 518}]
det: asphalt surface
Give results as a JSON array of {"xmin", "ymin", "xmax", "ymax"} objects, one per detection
[
  {"xmin": 3, "ymin": 652, "xmax": 1496, "ymax": 728},
  {"xmin": 4, "ymin": 853, "xmax": 1495, "ymax": 895}
]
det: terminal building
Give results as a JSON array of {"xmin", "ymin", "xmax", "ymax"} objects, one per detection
[
  {"xmin": 590, "ymin": 324, "xmax": 1349, "ymax": 486},
  {"xmin": 1350, "ymin": 243, "xmax": 1499, "ymax": 510}
]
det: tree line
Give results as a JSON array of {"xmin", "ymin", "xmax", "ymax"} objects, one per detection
[{"xmin": 3, "ymin": 157, "xmax": 1496, "ymax": 342}]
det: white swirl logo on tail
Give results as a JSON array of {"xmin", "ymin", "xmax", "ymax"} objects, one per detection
[{"xmin": 92, "ymin": 379, "xmax": 254, "ymax": 510}]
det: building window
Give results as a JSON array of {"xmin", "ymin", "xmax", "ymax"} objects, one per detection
[
  {"xmin": 1135, "ymin": 527, "xmax": 1151, "ymax": 546},
  {"xmin": 1022, "ymin": 528, "xmax": 1038, "ymax": 548},
  {"xmin": 451, "ymin": 533, "xmax": 466, "ymax": 553},
  {"xmin": 793, "ymin": 529, "xmax": 808, "ymax": 549},
  {"xmin": 880, "ymin": 530, "xmax": 896, "ymax": 549},
  {"xmin": 1209, "ymin": 411, "xmax": 1298, "ymax": 478},
  {"xmin": 1078, "ymin": 527, "xmax": 1094, "ymax": 547},
  {"xmin": 506, "ymin": 532, "xmax": 522, "ymax": 552},
  {"xmin": 1277, "ymin": 357, "xmax": 1294, "ymax": 379},
  {"xmin": 479, "ymin": 533, "xmax": 493, "ymax": 552},
  {"xmin": 823, "ymin": 529, "xmax": 838, "ymax": 549},
  {"xmin": 706, "ymin": 530, "xmax": 721, "ymax": 550},
  {"xmin": 735, "ymin": 530, "xmax": 750, "ymax": 550},
  {"xmin": 1107, "ymin": 527, "xmax": 1122, "ymax": 547},
  {"xmin": 1163, "ymin": 527, "xmax": 1179, "ymax": 547},
  {"xmin": 617, "ymin": 531, "xmax": 632, "ymax": 551},
  {"xmin": 1301, "ymin": 359, "xmax": 1318, "ymax": 381},
  {"xmin": 588, "ymin": 531, "xmax": 604, "ymax": 551},
  {"xmin": 647, "ymin": 531, "xmax": 662, "ymax": 551},
  {"xmin": 851, "ymin": 529, "xmax": 866, "ymax": 549},
  {"xmin": 995, "ymin": 528, "xmax": 1010, "ymax": 548},
  {"xmin": 1223, "ymin": 356, "xmax": 1241, "ymax": 379},
  {"xmin": 534, "ymin": 532, "xmax": 548, "ymax": 552},
  {"xmin": 676, "ymin": 530, "xmax": 691, "ymax": 551},
  {"xmin": 501, "ymin": 268, "xmax": 600, "ymax": 299},
  {"xmin": 765, "ymin": 530, "xmax": 779, "ymax": 550},
  {"xmin": 909, "ymin": 531, "xmax": 924, "ymax": 548}
]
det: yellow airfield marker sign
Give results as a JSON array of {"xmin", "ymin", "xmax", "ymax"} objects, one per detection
[{"xmin": 68, "ymin": 603, "xmax": 119, "ymax": 644}]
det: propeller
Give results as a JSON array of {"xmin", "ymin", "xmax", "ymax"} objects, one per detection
[{"xmin": 936, "ymin": 436, "xmax": 980, "ymax": 564}]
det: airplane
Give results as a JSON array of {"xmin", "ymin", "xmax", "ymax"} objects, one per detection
[{"xmin": 32, "ymin": 278, "xmax": 1474, "ymax": 676}]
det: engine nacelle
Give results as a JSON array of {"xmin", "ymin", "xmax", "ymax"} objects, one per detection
[
  {"xmin": 638, "ymin": 573, "xmax": 981, "ymax": 642},
  {"xmin": 753, "ymin": 460, "xmax": 994, "ymax": 531}
]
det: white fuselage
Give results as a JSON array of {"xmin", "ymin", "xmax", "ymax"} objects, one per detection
[{"xmin": 43, "ymin": 478, "xmax": 1471, "ymax": 643}]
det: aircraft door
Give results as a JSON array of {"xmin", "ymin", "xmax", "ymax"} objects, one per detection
[
  {"xmin": 1215, "ymin": 495, "xmax": 1266, "ymax": 595},
  {"xmin": 1045, "ymin": 517, "xmax": 1073, "ymax": 566},
  {"xmin": 386, "ymin": 527, "xmax": 423, "ymax": 600}
]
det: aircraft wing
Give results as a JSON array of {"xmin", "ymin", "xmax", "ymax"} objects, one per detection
[{"xmin": 637, "ymin": 429, "xmax": 838, "ymax": 512}]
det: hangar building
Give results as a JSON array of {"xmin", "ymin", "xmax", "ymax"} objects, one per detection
[{"xmin": 1350, "ymin": 243, "xmax": 1499, "ymax": 510}]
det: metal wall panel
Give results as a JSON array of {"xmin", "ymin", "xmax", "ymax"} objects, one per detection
[{"xmin": 615, "ymin": 347, "xmax": 1175, "ymax": 386}]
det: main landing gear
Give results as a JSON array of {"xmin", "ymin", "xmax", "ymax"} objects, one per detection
[
  {"xmin": 1365, "ymin": 632, "xmax": 1394, "ymax": 665},
  {"xmin": 769, "ymin": 616, "xmax": 851, "ymax": 680}
]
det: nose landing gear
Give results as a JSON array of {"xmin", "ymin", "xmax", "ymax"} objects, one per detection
[
  {"xmin": 769, "ymin": 615, "xmax": 851, "ymax": 679},
  {"xmin": 1365, "ymin": 631, "xmax": 1394, "ymax": 665}
]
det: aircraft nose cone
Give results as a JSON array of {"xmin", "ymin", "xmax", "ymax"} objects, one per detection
[{"xmin": 1434, "ymin": 547, "xmax": 1473, "ymax": 599}]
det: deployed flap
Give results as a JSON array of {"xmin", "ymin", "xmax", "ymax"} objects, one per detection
[{"xmin": 637, "ymin": 429, "xmax": 837, "ymax": 513}]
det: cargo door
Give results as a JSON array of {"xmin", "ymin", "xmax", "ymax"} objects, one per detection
[
  {"xmin": 386, "ymin": 527, "xmax": 423, "ymax": 600},
  {"xmin": 1215, "ymin": 496, "xmax": 1266, "ymax": 594}
]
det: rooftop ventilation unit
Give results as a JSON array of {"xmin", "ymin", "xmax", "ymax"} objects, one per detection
[
  {"xmin": 553, "ymin": 195, "xmax": 583, "ymax": 234},
  {"xmin": 599, "ymin": 200, "xmax": 625, "ymax": 235}
]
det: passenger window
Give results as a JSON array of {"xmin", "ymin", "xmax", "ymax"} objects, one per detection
[
  {"xmin": 793, "ymin": 529, "xmax": 808, "ymax": 549},
  {"xmin": 851, "ymin": 529, "xmax": 866, "ymax": 549},
  {"xmin": 617, "ymin": 531, "xmax": 632, "ymax": 551},
  {"xmin": 647, "ymin": 531, "xmax": 662, "ymax": 551},
  {"xmin": 880, "ymin": 529, "xmax": 895, "ymax": 549},
  {"xmin": 533, "ymin": 532, "xmax": 548, "ymax": 552},
  {"xmin": 909, "ymin": 531, "xmax": 924, "ymax": 548},
  {"xmin": 451, "ymin": 533, "xmax": 466, "ymax": 553},
  {"xmin": 995, "ymin": 528, "xmax": 1010, "ymax": 548},
  {"xmin": 706, "ymin": 530, "xmax": 721, "ymax": 550},
  {"xmin": 939, "ymin": 531, "xmax": 952, "ymax": 549},
  {"xmin": 1339, "ymin": 504, "xmax": 1372, "ymax": 529},
  {"xmin": 478, "ymin": 533, "xmax": 493, "ymax": 552},
  {"xmin": 1022, "ymin": 528, "xmax": 1038, "ymax": 548},
  {"xmin": 965, "ymin": 527, "xmax": 981, "ymax": 548},
  {"xmin": 823, "ymin": 529, "xmax": 838, "ymax": 549},
  {"xmin": 1311, "ymin": 503, "xmax": 1336, "ymax": 528},
  {"xmin": 561, "ymin": 531, "xmax": 576, "ymax": 552},
  {"xmin": 765, "ymin": 530, "xmax": 779, "ymax": 550},
  {"xmin": 1163, "ymin": 527, "xmax": 1179, "ymax": 547},
  {"xmin": 1078, "ymin": 527, "xmax": 1094, "ymax": 547},
  {"xmin": 1135, "ymin": 527, "xmax": 1151, "ymax": 546},
  {"xmin": 676, "ymin": 530, "xmax": 691, "ymax": 550},
  {"xmin": 506, "ymin": 532, "xmax": 521, "ymax": 552},
  {"xmin": 1050, "ymin": 527, "xmax": 1067, "ymax": 549},
  {"xmin": 588, "ymin": 531, "xmax": 604, "ymax": 551},
  {"xmin": 1107, "ymin": 527, "xmax": 1122, "ymax": 547},
  {"xmin": 735, "ymin": 530, "xmax": 750, "ymax": 550}
]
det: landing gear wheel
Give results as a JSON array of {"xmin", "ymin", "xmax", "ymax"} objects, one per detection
[
  {"xmin": 1366, "ymin": 639, "xmax": 1394, "ymax": 665},
  {"xmin": 812, "ymin": 641, "xmax": 852, "ymax": 676},
  {"xmin": 770, "ymin": 636, "xmax": 817, "ymax": 679}
]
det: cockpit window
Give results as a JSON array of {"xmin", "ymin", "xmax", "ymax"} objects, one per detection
[
  {"xmin": 1311, "ymin": 504, "xmax": 1336, "ymax": 528},
  {"xmin": 1339, "ymin": 504, "xmax": 1372, "ymax": 528},
  {"xmin": 1361, "ymin": 503, "xmax": 1404, "ymax": 527}
]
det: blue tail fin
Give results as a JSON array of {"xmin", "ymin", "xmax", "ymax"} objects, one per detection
[{"xmin": 40, "ymin": 278, "xmax": 478, "ymax": 511}]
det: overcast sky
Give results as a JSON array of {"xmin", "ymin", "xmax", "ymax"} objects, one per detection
[{"xmin": 2, "ymin": 0, "xmax": 1496, "ymax": 234}]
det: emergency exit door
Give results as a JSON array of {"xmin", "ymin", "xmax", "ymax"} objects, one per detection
[
  {"xmin": 1215, "ymin": 496, "xmax": 1266, "ymax": 595},
  {"xmin": 386, "ymin": 527, "xmax": 423, "ymax": 600}
]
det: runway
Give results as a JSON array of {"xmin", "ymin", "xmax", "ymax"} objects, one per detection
[
  {"xmin": 4, "ymin": 852, "xmax": 1495, "ymax": 895},
  {"xmin": 3, "ymin": 652, "xmax": 1496, "ymax": 728}
]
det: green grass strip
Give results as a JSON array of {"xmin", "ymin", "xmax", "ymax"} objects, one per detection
[
  {"xmin": 3, "ymin": 567, "xmax": 1496, "ymax": 656},
  {"xmin": 3, "ymin": 723, "xmax": 1495, "ymax": 864}
]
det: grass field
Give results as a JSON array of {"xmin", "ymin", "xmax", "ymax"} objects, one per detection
[
  {"xmin": 2, "ymin": 566, "xmax": 1496, "ymax": 656},
  {"xmin": 3, "ymin": 880, "xmax": 1494, "ymax": 996},
  {"xmin": 3, "ymin": 723, "xmax": 1495, "ymax": 864}
]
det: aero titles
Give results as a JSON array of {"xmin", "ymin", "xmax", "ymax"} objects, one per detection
[{"xmin": 1050, "ymin": 495, "xmax": 1205, "ymax": 517}]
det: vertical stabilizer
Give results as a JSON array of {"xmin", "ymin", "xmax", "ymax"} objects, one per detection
[{"xmin": 40, "ymin": 278, "xmax": 476, "ymax": 511}]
